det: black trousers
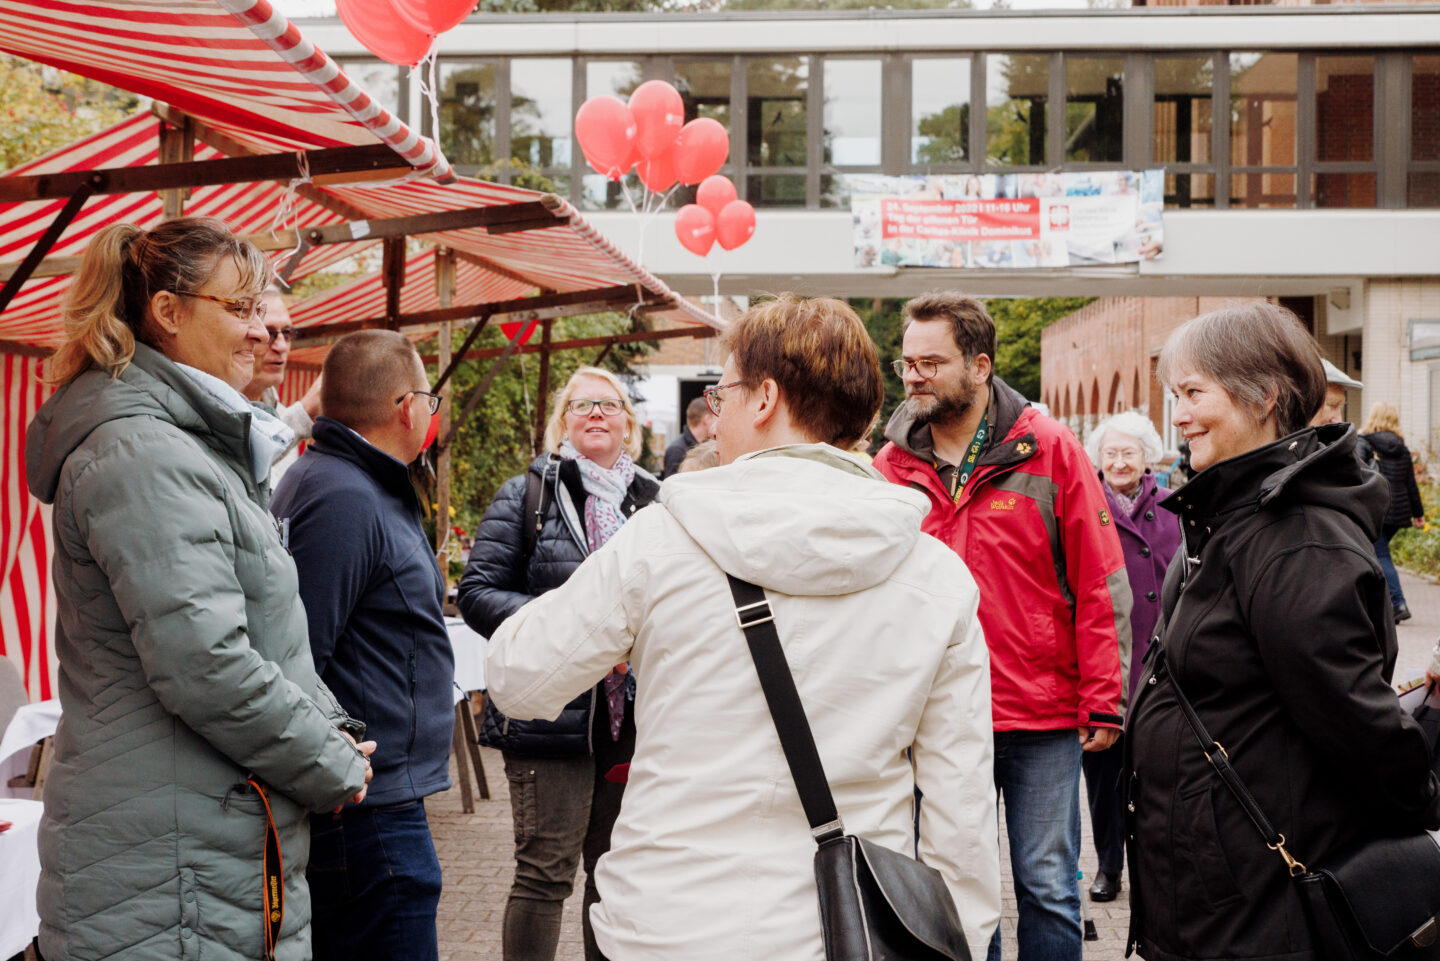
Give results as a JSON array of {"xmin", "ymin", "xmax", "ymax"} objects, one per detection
[{"xmin": 1080, "ymin": 735, "xmax": 1126, "ymax": 876}]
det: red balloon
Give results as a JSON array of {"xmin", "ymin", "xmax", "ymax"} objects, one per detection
[
  {"xmin": 574, "ymin": 96, "xmax": 637, "ymax": 172},
  {"xmin": 628, "ymin": 80, "xmax": 685, "ymax": 158},
  {"xmin": 696, "ymin": 176, "xmax": 737, "ymax": 218},
  {"xmin": 672, "ymin": 118, "xmax": 729, "ymax": 186},
  {"xmin": 337, "ymin": 0, "xmax": 433, "ymax": 66},
  {"xmin": 637, "ymin": 149, "xmax": 677, "ymax": 192},
  {"xmin": 716, "ymin": 199, "xmax": 756, "ymax": 251},
  {"xmin": 674, "ymin": 204, "xmax": 716, "ymax": 257},
  {"xmin": 392, "ymin": 0, "xmax": 474, "ymax": 36}
]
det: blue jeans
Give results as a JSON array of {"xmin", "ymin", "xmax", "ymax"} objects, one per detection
[
  {"xmin": 987, "ymin": 730, "xmax": 1083, "ymax": 961},
  {"xmin": 1375, "ymin": 525, "xmax": 1407, "ymax": 608},
  {"xmin": 308, "ymin": 800, "xmax": 443, "ymax": 961}
]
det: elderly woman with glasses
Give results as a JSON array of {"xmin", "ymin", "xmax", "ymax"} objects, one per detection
[
  {"xmin": 1077, "ymin": 410, "xmax": 1181, "ymax": 905},
  {"xmin": 25, "ymin": 218, "xmax": 372, "ymax": 961},
  {"xmin": 457, "ymin": 366, "xmax": 660, "ymax": 961}
]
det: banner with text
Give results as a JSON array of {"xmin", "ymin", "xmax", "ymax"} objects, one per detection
[{"xmin": 850, "ymin": 171, "xmax": 1164, "ymax": 269}]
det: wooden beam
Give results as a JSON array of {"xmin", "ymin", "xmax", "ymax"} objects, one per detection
[
  {"xmin": 0, "ymin": 339, "xmax": 53, "ymax": 358},
  {"xmin": 158, "ymin": 114, "xmax": 194, "ymax": 220},
  {"xmin": 0, "ymin": 143, "xmax": 410, "ymax": 203},
  {"xmin": 434, "ymin": 248, "xmax": 455, "ymax": 577},
  {"xmin": 421, "ymin": 324, "xmax": 715, "ymax": 365},
  {"xmin": 290, "ymin": 285, "xmax": 643, "ymax": 342},
  {"xmin": 533, "ymin": 319, "xmax": 553, "ymax": 454},
  {"xmin": 293, "ymin": 202, "xmax": 564, "ymax": 248},
  {"xmin": 382, "ymin": 237, "xmax": 406, "ymax": 329},
  {"xmin": 0, "ymin": 182, "xmax": 94, "ymax": 315},
  {"xmin": 0, "ymin": 228, "xmax": 304, "ymax": 282}
]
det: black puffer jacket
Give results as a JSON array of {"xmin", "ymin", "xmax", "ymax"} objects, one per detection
[
  {"xmin": 1360, "ymin": 430, "xmax": 1424, "ymax": 530},
  {"xmin": 1125, "ymin": 424, "xmax": 1440, "ymax": 961},
  {"xmin": 457, "ymin": 453, "xmax": 659, "ymax": 756}
]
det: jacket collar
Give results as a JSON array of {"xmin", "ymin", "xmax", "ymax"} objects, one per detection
[
  {"xmin": 882, "ymin": 374, "xmax": 1038, "ymax": 469},
  {"xmin": 310, "ymin": 416, "xmax": 420, "ymax": 505}
]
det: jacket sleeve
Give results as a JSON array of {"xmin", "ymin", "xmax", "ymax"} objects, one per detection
[
  {"xmin": 1402, "ymin": 443, "xmax": 1425, "ymax": 520},
  {"xmin": 457, "ymin": 474, "xmax": 537, "ymax": 637},
  {"xmin": 913, "ymin": 573, "xmax": 1001, "ymax": 953},
  {"xmin": 485, "ymin": 522, "xmax": 641, "ymax": 722},
  {"xmin": 278, "ymin": 401, "xmax": 314, "ymax": 442},
  {"xmin": 277, "ymin": 484, "xmax": 381, "ymax": 676},
  {"xmin": 71, "ymin": 433, "xmax": 365, "ymax": 811},
  {"xmin": 1246, "ymin": 543, "xmax": 1440, "ymax": 829},
  {"xmin": 1056, "ymin": 432, "xmax": 1131, "ymax": 728}
]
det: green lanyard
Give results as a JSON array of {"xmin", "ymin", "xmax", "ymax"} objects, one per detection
[{"xmin": 955, "ymin": 412, "xmax": 989, "ymax": 498}]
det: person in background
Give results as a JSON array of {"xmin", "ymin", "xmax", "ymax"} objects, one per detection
[
  {"xmin": 484, "ymin": 295, "xmax": 1000, "ymax": 960},
  {"xmin": 662, "ymin": 395, "xmax": 716, "ymax": 477},
  {"xmin": 1358, "ymin": 401, "xmax": 1425, "ymax": 623},
  {"xmin": 241, "ymin": 285, "xmax": 321, "ymax": 484},
  {"xmin": 271, "ymin": 330, "xmax": 455, "ymax": 961},
  {"xmin": 874, "ymin": 291, "xmax": 1129, "ymax": 961},
  {"xmin": 1079, "ymin": 411, "xmax": 1182, "ymax": 905},
  {"xmin": 1127, "ymin": 302, "xmax": 1440, "ymax": 961},
  {"xmin": 457, "ymin": 366, "xmax": 660, "ymax": 961},
  {"xmin": 679, "ymin": 437, "xmax": 720, "ymax": 473},
  {"xmin": 26, "ymin": 218, "xmax": 371, "ymax": 961},
  {"xmin": 1310, "ymin": 358, "xmax": 1364, "ymax": 427}
]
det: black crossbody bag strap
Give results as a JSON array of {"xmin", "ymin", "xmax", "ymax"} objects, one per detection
[
  {"xmin": 726, "ymin": 574, "xmax": 845, "ymax": 844},
  {"xmin": 1154, "ymin": 645, "xmax": 1308, "ymax": 876}
]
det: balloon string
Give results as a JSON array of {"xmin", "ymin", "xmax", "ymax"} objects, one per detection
[
  {"xmin": 618, "ymin": 177, "xmax": 646, "ymax": 268},
  {"xmin": 411, "ymin": 42, "xmax": 441, "ymax": 155}
]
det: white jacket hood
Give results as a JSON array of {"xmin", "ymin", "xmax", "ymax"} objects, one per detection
[{"xmin": 659, "ymin": 443, "xmax": 931, "ymax": 596}]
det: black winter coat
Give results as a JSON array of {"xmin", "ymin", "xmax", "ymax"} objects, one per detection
[
  {"xmin": 456, "ymin": 453, "xmax": 659, "ymax": 756},
  {"xmin": 1360, "ymin": 430, "xmax": 1425, "ymax": 531},
  {"xmin": 1125, "ymin": 424, "xmax": 1440, "ymax": 961}
]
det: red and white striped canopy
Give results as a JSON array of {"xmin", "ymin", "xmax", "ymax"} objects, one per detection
[{"xmin": 0, "ymin": 0, "xmax": 451, "ymax": 179}]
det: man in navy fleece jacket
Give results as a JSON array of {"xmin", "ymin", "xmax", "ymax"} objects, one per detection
[{"xmin": 272, "ymin": 330, "xmax": 454, "ymax": 961}]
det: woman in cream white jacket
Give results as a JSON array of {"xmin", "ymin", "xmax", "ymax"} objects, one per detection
[{"xmin": 486, "ymin": 295, "xmax": 1000, "ymax": 961}]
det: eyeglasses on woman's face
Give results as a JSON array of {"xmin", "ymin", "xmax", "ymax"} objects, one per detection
[
  {"xmin": 566, "ymin": 398, "xmax": 625, "ymax": 417},
  {"xmin": 703, "ymin": 381, "xmax": 745, "ymax": 417},
  {"xmin": 177, "ymin": 290, "xmax": 268, "ymax": 324},
  {"xmin": 396, "ymin": 390, "xmax": 443, "ymax": 415}
]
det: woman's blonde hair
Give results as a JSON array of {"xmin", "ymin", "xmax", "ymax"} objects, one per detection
[
  {"xmin": 49, "ymin": 218, "xmax": 269, "ymax": 384},
  {"xmin": 542, "ymin": 366, "xmax": 643, "ymax": 460},
  {"xmin": 1363, "ymin": 401, "xmax": 1402, "ymax": 437}
]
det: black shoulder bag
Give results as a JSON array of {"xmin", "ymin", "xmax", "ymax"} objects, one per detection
[
  {"xmin": 1153, "ymin": 644, "xmax": 1440, "ymax": 961},
  {"xmin": 727, "ymin": 574, "xmax": 972, "ymax": 961}
]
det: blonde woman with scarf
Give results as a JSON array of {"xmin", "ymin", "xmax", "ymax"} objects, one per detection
[{"xmin": 457, "ymin": 366, "xmax": 659, "ymax": 961}]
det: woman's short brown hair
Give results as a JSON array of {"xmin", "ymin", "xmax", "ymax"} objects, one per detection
[
  {"xmin": 720, "ymin": 295, "xmax": 883, "ymax": 449},
  {"xmin": 1156, "ymin": 301, "xmax": 1326, "ymax": 437}
]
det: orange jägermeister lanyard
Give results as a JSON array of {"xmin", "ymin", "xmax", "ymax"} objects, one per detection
[{"xmin": 247, "ymin": 778, "xmax": 284, "ymax": 961}]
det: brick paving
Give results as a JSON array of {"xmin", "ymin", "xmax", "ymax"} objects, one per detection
[{"xmin": 430, "ymin": 568, "xmax": 1440, "ymax": 961}]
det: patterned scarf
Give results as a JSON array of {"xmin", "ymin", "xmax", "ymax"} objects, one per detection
[{"xmin": 560, "ymin": 439, "xmax": 637, "ymax": 741}]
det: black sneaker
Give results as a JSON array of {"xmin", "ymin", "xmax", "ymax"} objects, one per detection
[{"xmin": 1395, "ymin": 604, "xmax": 1413, "ymax": 623}]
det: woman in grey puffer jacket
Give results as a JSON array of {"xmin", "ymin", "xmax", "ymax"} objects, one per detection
[{"xmin": 25, "ymin": 219, "xmax": 371, "ymax": 961}]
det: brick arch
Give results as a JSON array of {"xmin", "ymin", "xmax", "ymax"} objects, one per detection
[
  {"xmin": 1090, "ymin": 379, "xmax": 1100, "ymax": 417},
  {"xmin": 1076, "ymin": 382, "xmax": 1085, "ymax": 418},
  {"xmin": 1108, "ymin": 372, "xmax": 1123, "ymax": 413},
  {"xmin": 1132, "ymin": 369, "xmax": 1142, "ymax": 413},
  {"xmin": 1062, "ymin": 385, "xmax": 1072, "ymax": 420}
]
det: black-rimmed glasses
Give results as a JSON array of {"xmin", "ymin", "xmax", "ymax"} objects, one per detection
[
  {"xmin": 176, "ymin": 290, "xmax": 268, "ymax": 323},
  {"xmin": 396, "ymin": 390, "xmax": 443, "ymax": 414},
  {"xmin": 703, "ymin": 381, "xmax": 745, "ymax": 416},
  {"xmin": 566, "ymin": 398, "xmax": 625, "ymax": 416}
]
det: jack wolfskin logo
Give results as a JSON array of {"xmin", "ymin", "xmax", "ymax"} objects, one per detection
[
  {"xmin": 991, "ymin": 497, "xmax": 1018, "ymax": 511},
  {"xmin": 1099, "ymin": 508, "xmax": 1111, "ymax": 526},
  {"xmin": 1015, "ymin": 442, "xmax": 1033, "ymax": 456}
]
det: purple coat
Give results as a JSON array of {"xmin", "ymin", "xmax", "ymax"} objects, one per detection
[{"xmin": 1100, "ymin": 470, "xmax": 1182, "ymax": 705}]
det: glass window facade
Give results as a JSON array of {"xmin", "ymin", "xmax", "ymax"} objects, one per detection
[
  {"xmin": 417, "ymin": 48, "xmax": 1435, "ymax": 211},
  {"xmin": 987, "ymin": 54, "xmax": 1048, "ymax": 167},
  {"xmin": 1065, "ymin": 56, "xmax": 1124, "ymax": 163},
  {"xmin": 911, "ymin": 58, "xmax": 970, "ymax": 166}
]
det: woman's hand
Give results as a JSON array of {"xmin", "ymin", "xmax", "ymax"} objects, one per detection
[{"xmin": 336, "ymin": 731, "xmax": 377, "ymax": 812}]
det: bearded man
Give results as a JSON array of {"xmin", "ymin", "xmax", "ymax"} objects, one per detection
[{"xmin": 873, "ymin": 291, "xmax": 1131, "ymax": 961}]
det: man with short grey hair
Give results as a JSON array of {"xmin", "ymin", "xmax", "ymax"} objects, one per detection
[{"xmin": 1311, "ymin": 358, "xmax": 1363, "ymax": 427}]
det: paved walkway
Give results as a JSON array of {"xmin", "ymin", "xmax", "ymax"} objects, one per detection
[{"xmin": 430, "ymin": 567, "xmax": 1440, "ymax": 961}]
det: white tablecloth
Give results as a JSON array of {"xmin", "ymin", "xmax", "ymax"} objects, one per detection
[
  {"xmin": 0, "ymin": 701, "xmax": 60, "ymax": 770},
  {"xmin": 0, "ymin": 798, "xmax": 43, "ymax": 958},
  {"xmin": 448, "ymin": 617, "xmax": 488, "ymax": 704}
]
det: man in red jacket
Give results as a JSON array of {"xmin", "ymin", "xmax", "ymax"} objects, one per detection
[{"xmin": 874, "ymin": 292, "xmax": 1130, "ymax": 961}]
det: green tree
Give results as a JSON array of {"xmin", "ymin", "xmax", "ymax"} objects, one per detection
[{"xmin": 0, "ymin": 55, "xmax": 141, "ymax": 171}]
